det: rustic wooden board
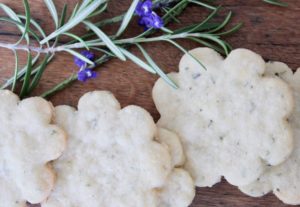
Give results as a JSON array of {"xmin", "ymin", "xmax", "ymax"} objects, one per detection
[{"xmin": 0, "ymin": 0, "xmax": 299, "ymax": 206}]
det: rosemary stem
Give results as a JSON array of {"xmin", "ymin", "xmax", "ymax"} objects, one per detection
[
  {"xmin": 41, "ymin": 53, "xmax": 111, "ymax": 98},
  {"xmin": 63, "ymin": 33, "xmax": 212, "ymax": 48},
  {"xmin": 0, "ymin": 32, "xmax": 210, "ymax": 54},
  {"xmin": 0, "ymin": 41, "xmax": 42, "ymax": 53},
  {"xmin": 40, "ymin": 74, "xmax": 77, "ymax": 98},
  {"xmin": 0, "ymin": 41, "xmax": 55, "ymax": 54}
]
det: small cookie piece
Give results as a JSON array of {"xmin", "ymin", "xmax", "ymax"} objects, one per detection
[
  {"xmin": 0, "ymin": 90, "xmax": 66, "ymax": 207},
  {"xmin": 42, "ymin": 91, "xmax": 194, "ymax": 207},
  {"xmin": 240, "ymin": 62, "xmax": 300, "ymax": 205},
  {"xmin": 153, "ymin": 48, "xmax": 294, "ymax": 187},
  {"xmin": 156, "ymin": 128, "xmax": 195, "ymax": 207}
]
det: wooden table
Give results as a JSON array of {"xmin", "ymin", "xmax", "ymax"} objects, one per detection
[{"xmin": 0, "ymin": 0, "xmax": 299, "ymax": 206}]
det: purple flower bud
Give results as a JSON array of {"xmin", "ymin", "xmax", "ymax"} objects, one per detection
[
  {"xmin": 150, "ymin": 11, "xmax": 164, "ymax": 29},
  {"xmin": 77, "ymin": 68, "xmax": 97, "ymax": 82},
  {"xmin": 74, "ymin": 50, "xmax": 95, "ymax": 68},
  {"xmin": 139, "ymin": 11, "xmax": 164, "ymax": 29},
  {"xmin": 135, "ymin": 0, "xmax": 153, "ymax": 16}
]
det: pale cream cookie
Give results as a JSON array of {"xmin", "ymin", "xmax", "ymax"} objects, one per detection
[
  {"xmin": 0, "ymin": 90, "xmax": 66, "ymax": 207},
  {"xmin": 156, "ymin": 128, "xmax": 195, "ymax": 207},
  {"xmin": 240, "ymin": 62, "xmax": 300, "ymax": 205},
  {"xmin": 152, "ymin": 48, "xmax": 294, "ymax": 187},
  {"xmin": 42, "ymin": 91, "xmax": 194, "ymax": 207}
]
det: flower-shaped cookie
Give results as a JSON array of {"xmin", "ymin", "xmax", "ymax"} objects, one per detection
[
  {"xmin": 153, "ymin": 48, "xmax": 294, "ymax": 187},
  {"xmin": 240, "ymin": 62, "xmax": 300, "ymax": 205},
  {"xmin": 156, "ymin": 128, "xmax": 195, "ymax": 207},
  {"xmin": 42, "ymin": 91, "xmax": 194, "ymax": 207},
  {"xmin": 0, "ymin": 90, "xmax": 66, "ymax": 207}
]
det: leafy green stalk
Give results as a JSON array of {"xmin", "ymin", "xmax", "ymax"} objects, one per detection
[{"xmin": 1, "ymin": 0, "xmax": 284, "ymax": 98}]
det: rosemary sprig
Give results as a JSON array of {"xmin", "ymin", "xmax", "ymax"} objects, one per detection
[
  {"xmin": 0, "ymin": 0, "xmax": 285, "ymax": 98},
  {"xmin": 41, "ymin": 0, "xmax": 237, "ymax": 97}
]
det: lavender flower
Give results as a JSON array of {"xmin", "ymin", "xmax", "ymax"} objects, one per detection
[
  {"xmin": 74, "ymin": 50, "xmax": 95, "ymax": 68},
  {"xmin": 136, "ymin": 0, "xmax": 153, "ymax": 16},
  {"xmin": 77, "ymin": 68, "xmax": 97, "ymax": 82},
  {"xmin": 135, "ymin": 0, "xmax": 164, "ymax": 29},
  {"xmin": 140, "ymin": 11, "xmax": 164, "ymax": 29},
  {"xmin": 74, "ymin": 50, "xmax": 97, "ymax": 82}
]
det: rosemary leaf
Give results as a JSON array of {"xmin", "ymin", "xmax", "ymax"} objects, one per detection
[
  {"xmin": 174, "ymin": 22, "xmax": 219, "ymax": 34},
  {"xmin": 62, "ymin": 48, "xmax": 94, "ymax": 65},
  {"xmin": 20, "ymin": 52, "xmax": 32, "ymax": 98},
  {"xmin": 11, "ymin": 50, "xmax": 19, "ymax": 92},
  {"xmin": 263, "ymin": 0, "xmax": 288, "ymax": 7},
  {"xmin": 0, "ymin": 3, "xmax": 29, "ymax": 43},
  {"xmin": 195, "ymin": 34, "xmax": 229, "ymax": 55},
  {"xmin": 165, "ymin": 39, "xmax": 206, "ymax": 70},
  {"xmin": 0, "ymin": 17, "xmax": 41, "ymax": 42},
  {"xmin": 59, "ymin": 4, "xmax": 68, "ymax": 27},
  {"xmin": 161, "ymin": 7, "xmax": 180, "ymax": 23},
  {"xmin": 188, "ymin": 6, "xmax": 220, "ymax": 33},
  {"xmin": 77, "ymin": 0, "xmax": 94, "ymax": 14},
  {"xmin": 187, "ymin": 37, "xmax": 226, "ymax": 55},
  {"xmin": 188, "ymin": 0, "xmax": 216, "ymax": 10},
  {"xmin": 90, "ymin": 47, "xmax": 115, "ymax": 57},
  {"xmin": 43, "ymin": 0, "xmax": 58, "ymax": 28},
  {"xmin": 41, "ymin": 75, "xmax": 77, "ymax": 98},
  {"xmin": 161, "ymin": 26, "xmax": 174, "ymax": 34},
  {"xmin": 70, "ymin": 3, "xmax": 80, "ymax": 19},
  {"xmin": 40, "ymin": 0, "xmax": 106, "ymax": 44},
  {"xmin": 21, "ymin": 55, "xmax": 54, "ymax": 82},
  {"xmin": 17, "ymin": 0, "xmax": 31, "ymax": 45},
  {"xmin": 136, "ymin": 43, "xmax": 178, "ymax": 88},
  {"xmin": 216, "ymin": 23, "xmax": 243, "ymax": 36},
  {"xmin": 87, "ymin": 3, "xmax": 108, "ymax": 19},
  {"xmin": 208, "ymin": 11, "xmax": 232, "ymax": 33},
  {"xmin": 63, "ymin": 32, "xmax": 90, "ymax": 50},
  {"xmin": 83, "ymin": 21, "xmax": 126, "ymax": 61},
  {"xmin": 1, "ymin": 54, "xmax": 40, "ymax": 89},
  {"xmin": 116, "ymin": 0, "xmax": 140, "ymax": 37},
  {"xmin": 18, "ymin": 15, "xmax": 49, "ymax": 47},
  {"xmin": 29, "ymin": 54, "xmax": 52, "ymax": 92},
  {"xmin": 52, "ymin": 4, "xmax": 68, "ymax": 47},
  {"xmin": 118, "ymin": 47, "xmax": 156, "ymax": 74}
]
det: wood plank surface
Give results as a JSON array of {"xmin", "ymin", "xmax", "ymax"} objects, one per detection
[{"xmin": 0, "ymin": 0, "xmax": 299, "ymax": 206}]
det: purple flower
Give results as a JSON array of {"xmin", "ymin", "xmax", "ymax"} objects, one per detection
[
  {"xmin": 139, "ymin": 11, "xmax": 164, "ymax": 29},
  {"xmin": 74, "ymin": 50, "xmax": 95, "ymax": 68},
  {"xmin": 135, "ymin": 0, "xmax": 153, "ymax": 16},
  {"xmin": 77, "ymin": 68, "xmax": 97, "ymax": 82}
]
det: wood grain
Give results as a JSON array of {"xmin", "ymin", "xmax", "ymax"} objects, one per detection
[{"xmin": 0, "ymin": 0, "xmax": 299, "ymax": 206}]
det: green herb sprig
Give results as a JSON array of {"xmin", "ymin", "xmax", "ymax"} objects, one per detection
[{"xmin": 0, "ymin": 0, "xmax": 286, "ymax": 98}]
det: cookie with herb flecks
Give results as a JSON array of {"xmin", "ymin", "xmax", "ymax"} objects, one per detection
[
  {"xmin": 240, "ymin": 62, "xmax": 300, "ymax": 205},
  {"xmin": 42, "ymin": 91, "xmax": 195, "ymax": 207},
  {"xmin": 0, "ymin": 90, "xmax": 66, "ymax": 207},
  {"xmin": 156, "ymin": 128, "xmax": 195, "ymax": 207},
  {"xmin": 152, "ymin": 48, "xmax": 294, "ymax": 187}
]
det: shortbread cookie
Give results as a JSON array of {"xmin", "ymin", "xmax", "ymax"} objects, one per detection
[
  {"xmin": 156, "ymin": 128, "xmax": 195, "ymax": 207},
  {"xmin": 156, "ymin": 128, "xmax": 185, "ymax": 167},
  {"xmin": 152, "ymin": 48, "xmax": 294, "ymax": 187},
  {"xmin": 240, "ymin": 62, "xmax": 300, "ymax": 205},
  {"xmin": 42, "ymin": 91, "xmax": 194, "ymax": 207},
  {"xmin": 0, "ymin": 90, "xmax": 66, "ymax": 207}
]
